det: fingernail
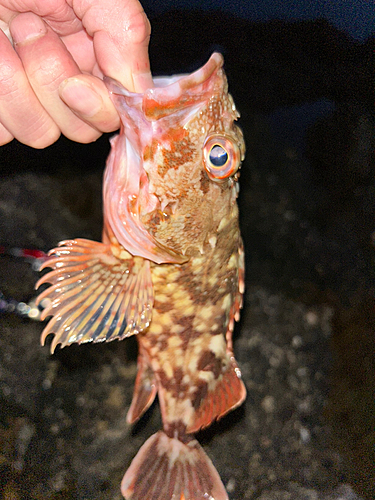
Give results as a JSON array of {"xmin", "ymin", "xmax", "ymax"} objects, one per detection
[
  {"xmin": 11, "ymin": 12, "xmax": 47, "ymax": 45},
  {"xmin": 59, "ymin": 78, "xmax": 103, "ymax": 118}
]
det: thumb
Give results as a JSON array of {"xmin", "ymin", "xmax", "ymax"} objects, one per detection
[
  {"xmin": 59, "ymin": 74, "xmax": 120, "ymax": 132},
  {"xmin": 70, "ymin": 0, "xmax": 153, "ymax": 92}
]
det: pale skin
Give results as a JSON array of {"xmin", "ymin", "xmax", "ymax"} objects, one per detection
[{"xmin": 0, "ymin": 0, "xmax": 153, "ymax": 148}]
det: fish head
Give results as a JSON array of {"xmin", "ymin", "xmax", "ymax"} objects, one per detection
[{"xmin": 104, "ymin": 53, "xmax": 245, "ymax": 260}]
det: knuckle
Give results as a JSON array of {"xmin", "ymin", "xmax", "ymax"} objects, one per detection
[
  {"xmin": 27, "ymin": 129, "xmax": 61, "ymax": 149},
  {"xmin": 27, "ymin": 54, "xmax": 67, "ymax": 89},
  {"xmin": 126, "ymin": 11, "xmax": 151, "ymax": 45},
  {"xmin": 80, "ymin": 131, "xmax": 102, "ymax": 144},
  {"xmin": 0, "ymin": 60, "xmax": 21, "ymax": 98},
  {"xmin": 0, "ymin": 126, "xmax": 14, "ymax": 146},
  {"xmin": 21, "ymin": 120, "xmax": 61, "ymax": 149},
  {"xmin": 68, "ymin": 127, "xmax": 102, "ymax": 144}
]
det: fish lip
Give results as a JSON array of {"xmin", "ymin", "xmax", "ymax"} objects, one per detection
[
  {"xmin": 104, "ymin": 52, "xmax": 225, "ymax": 121},
  {"xmin": 104, "ymin": 52, "xmax": 225, "ymax": 128},
  {"xmin": 104, "ymin": 52, "xmax": 224, "ymax": 97}
]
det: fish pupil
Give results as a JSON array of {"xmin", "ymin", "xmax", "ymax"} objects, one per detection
[{"xmin": 209, "ymin": 145, "xmax": 228, "ymax": 167}]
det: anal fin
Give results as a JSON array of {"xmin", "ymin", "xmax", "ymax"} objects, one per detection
[
  {"xmin": 188, "ymin": 359, "xmax": 246, "ymax": 434},
  {"xmin": 121, "ymin": 431, "xmax": 228, "ymax": 500},
  {"xmin": 127, "ymin": 346, "xmax": 157, "ymax": 424}
]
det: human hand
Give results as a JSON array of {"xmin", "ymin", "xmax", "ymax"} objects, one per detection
[{"xmin": 0, "ymin": 0, "xmax": 152, "ymax": 148}]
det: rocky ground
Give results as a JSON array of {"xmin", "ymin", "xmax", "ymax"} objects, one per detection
[{"xmin": 0, "ymin": 11, "xmax": 374, "ymax": 500}]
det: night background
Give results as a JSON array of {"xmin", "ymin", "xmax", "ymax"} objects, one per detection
[{"xmin": 0, "ymin": 1, "xmax": 374, "ymax": 499}]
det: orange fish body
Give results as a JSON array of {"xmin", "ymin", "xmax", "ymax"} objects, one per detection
[{"xmin": 36, "ymin": 53, "xmax": 246, "ymax": 500}]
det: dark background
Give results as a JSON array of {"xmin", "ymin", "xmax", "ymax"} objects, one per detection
[
  {"xmin": 0, "ymin": 2, "xmax": 374, "ymax": 499},
  {"xmin": 143, "ymin": 0, "xmax": 375, "ymax": 42}
]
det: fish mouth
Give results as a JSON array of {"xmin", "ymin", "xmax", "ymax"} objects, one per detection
[
  {"xmin": 103, "ymin": 53, "xmax": 226, "ymax": 264},
  {"xmin": 104, "ymin": 52, "xmax": 225, "ymax": 121}
]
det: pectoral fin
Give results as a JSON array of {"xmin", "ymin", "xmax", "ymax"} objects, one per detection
[{"xmin": 36, "ymin": 239, "xmax": 153, "ymax": 353}]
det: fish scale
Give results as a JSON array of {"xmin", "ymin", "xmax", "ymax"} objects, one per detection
[{"xmin": 36, "ymin": 52, "xmax": 246, "ymax": 500}]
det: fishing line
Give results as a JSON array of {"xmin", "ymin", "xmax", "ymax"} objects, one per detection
[{"xmin": 0, "ymin": 246, "xmax": 48, "ymax": 321}]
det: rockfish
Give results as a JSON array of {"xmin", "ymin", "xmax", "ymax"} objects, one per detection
[{"xmin": 36, "ymin": 53, "xmax": 246, "ymax": 500}]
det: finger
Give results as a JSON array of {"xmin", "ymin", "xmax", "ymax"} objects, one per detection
[
  {"xmin": 94, "ymin": 9, "xmax": 153, "ymax": 92},
  {"xmin": 0, "ymin": 0, "xmax": 80, "ymax": 35},
  {"xmin": 71, "ymin": 0, "xmax": 153, "ymax": 92},
  {"xmin": 60, "ymin": 29, "xmax": 96, "ymax": 74},
  {"xmin": 10, "ymin": 12, "xmax": 101, "ymax": 144},
  {"xmin": 0, "ymin": 25, "xmax": 60, "ymax": 148},
  {"xmin": 0, "ymin": 18, "xmax": 12, "ymax": 42},
  {"xmin": 0, "ymin": 121, "xmax": 14, "ymax": 146},
  {"xmin": 59, "ymin": 74, "xmax": 120, "ymax": 133}
]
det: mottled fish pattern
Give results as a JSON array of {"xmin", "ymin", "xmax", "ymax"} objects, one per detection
[{"xmin": 36, "ymin": 53, "xmax": 246, "ymax": 500}]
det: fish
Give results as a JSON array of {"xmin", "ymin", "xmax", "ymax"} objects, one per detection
[{"xmin": 36, "ymin": 52, "xmax": 246, "ymax": 500}]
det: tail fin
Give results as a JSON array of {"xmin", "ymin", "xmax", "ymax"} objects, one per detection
[{"xmin": 121, "ymin": 431, "xmax": 228, "ymax": 500}]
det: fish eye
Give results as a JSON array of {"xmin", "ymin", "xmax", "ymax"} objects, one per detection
[
  {"xmin": 203, "ymin": 135, "xmax": 241, "ymax": 181},
  {"xmin": 209, "ymin": 145, "xmax": 228, "ymax": 167}
]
